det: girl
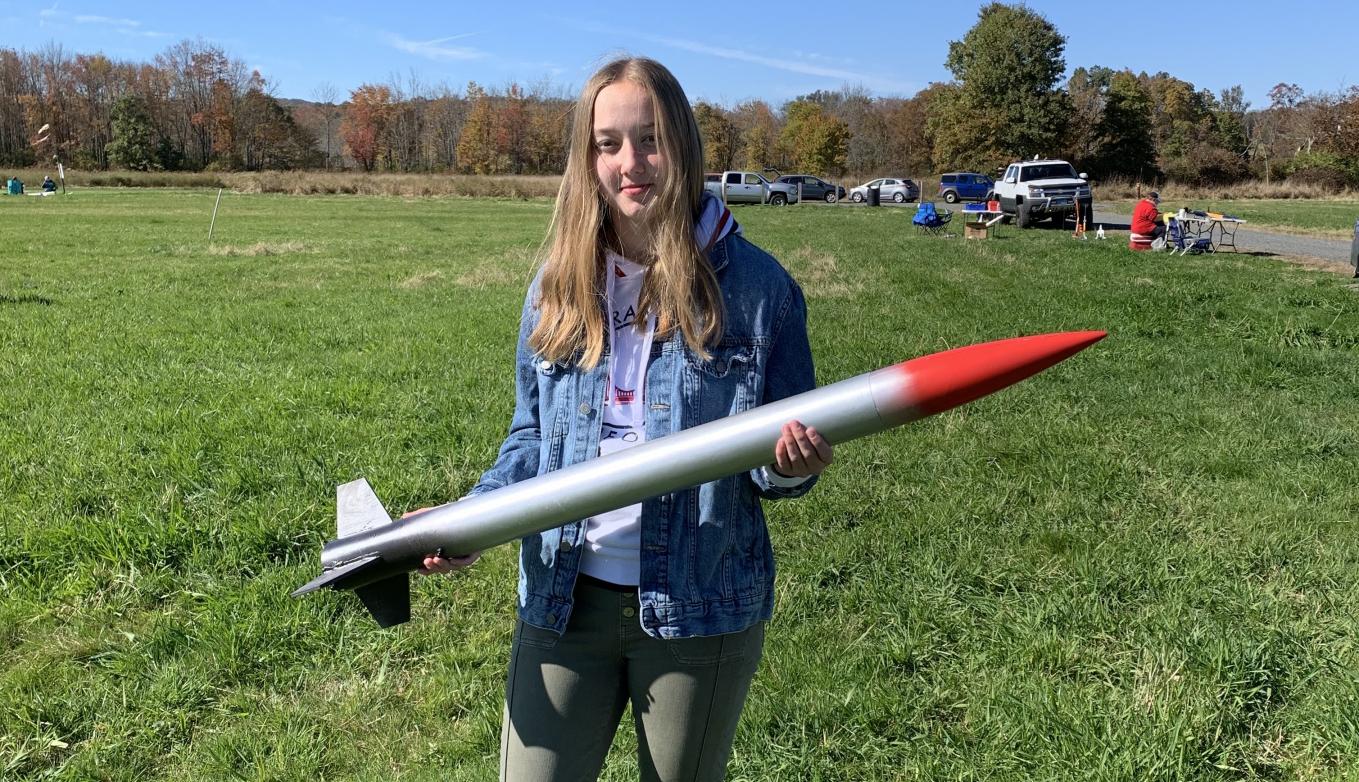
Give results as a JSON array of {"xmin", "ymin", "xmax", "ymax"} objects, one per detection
[{"xmin": 421, "ymin": 57, "xmax": 832, "ymax": 782}]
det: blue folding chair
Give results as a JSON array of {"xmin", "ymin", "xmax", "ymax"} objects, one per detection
[
  {"xmin": 1167, "ymin": 217, "xmax": 1211, "ymax": 255},
  {"xmin": 912, "ymin": 202, "xmax": 953, "ymax": 236}
]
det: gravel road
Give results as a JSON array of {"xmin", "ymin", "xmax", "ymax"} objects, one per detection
[{"xmin": 1090, "ymin": 203, "xmax": 1355, "ymax": 269}]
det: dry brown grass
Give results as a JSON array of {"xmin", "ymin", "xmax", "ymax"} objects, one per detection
[
  {"xmin": 1093, "ymin": 176, "xmax": 1359, "ymax": 201},
  {"xmin": 206, "ymin": 241, "xmax": 311, "ymax": 256},
  {"xmin": 12, "ymin": 164, "xmax": 1357, "ymax": 203},
  {"xmin": 5, "ymin": 167, "xmax": 562, "ymax": 199},
  {"xmin": 784, "ymin": 245, "xmax": 875, "ymax": 298}
]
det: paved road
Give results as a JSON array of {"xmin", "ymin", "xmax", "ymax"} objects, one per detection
[
  {"xmin": 800, "ymin": 199, "xmax": 1355, "ymax": 268},
  {"xmin": 1089, "ymin": 204, "xmax": 1353, "ymax": 266}
]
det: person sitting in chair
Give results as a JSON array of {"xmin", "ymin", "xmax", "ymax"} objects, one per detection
[
  {"xmin": 42, "ymin": 175, "xmax": 57, "ymax": 193},
  {"xmin": 1132, "ymin": 191, "xmax": 1165, "ymax": 241}
]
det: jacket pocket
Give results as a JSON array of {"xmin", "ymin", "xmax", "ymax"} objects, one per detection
[{"xmin": 683, "ymin": 344, "xmax": 758, "ymax": 424}]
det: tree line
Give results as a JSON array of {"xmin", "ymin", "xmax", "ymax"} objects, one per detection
[{"xmin": 2, "ymin": 6, "xmax": 1357, "ymax": 187}]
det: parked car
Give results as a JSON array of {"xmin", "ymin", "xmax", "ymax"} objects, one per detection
[
  {"xmin": 774, "ymin": 174, "xmax": 846, "ymax": 203},
  {"xmin": 848, "ymin": 178, "xmax": 918, "ymax": 203},
  {"xmin": 992, "ymin": 158, "xmax": 1092, "ymax": 228},
  {"xmin": 704, "ymin": 171, "xmax": 800, "ymax": 204},
  {"xmin": 937, "ymin": 172, "xmax": 994, "ymax": 204}
]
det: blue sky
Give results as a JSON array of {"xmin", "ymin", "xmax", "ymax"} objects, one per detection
[{"xmin": 3, "ymin": 0, "xmax": 1351, "ymax": 109}]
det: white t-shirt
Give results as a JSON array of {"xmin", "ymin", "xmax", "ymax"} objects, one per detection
[{"xmin": 578, "ymin": 253, "xmax": 653, "ymax": 585}]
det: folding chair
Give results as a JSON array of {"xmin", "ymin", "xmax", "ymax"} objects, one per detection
[
  {"xmin": 1167, "ymin": 217, "xmax": 1211, "ymax": 255},
  {"xmin": 912, "ymin": 202, "xmax": 953, "ymax": 236}
]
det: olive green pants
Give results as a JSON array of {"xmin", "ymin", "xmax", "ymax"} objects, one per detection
[{"xmin": 500, "ymin": 579, "xmax": 766, "ymax": 782}]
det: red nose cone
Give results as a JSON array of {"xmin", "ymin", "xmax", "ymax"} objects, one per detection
[{"xmin": 901, "ymin": 331, "xmax": 1106, "ymax": 417}]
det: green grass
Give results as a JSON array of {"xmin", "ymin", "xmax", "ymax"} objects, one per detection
[
  {"xmin": 1104, "ymin": 197, "xmax": 1359, "ymax": 239},
  {"xmin": 2, "ymin": 191, "xmax": 1358, "ymax": 781}
]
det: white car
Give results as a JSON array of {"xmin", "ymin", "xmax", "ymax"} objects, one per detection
[{"xmin": 849, "ymin": 178, "xmax": 919, "ymax": 203}]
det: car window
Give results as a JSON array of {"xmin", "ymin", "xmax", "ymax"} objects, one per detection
[
  {"xmin": 745, "ymin": 174, "xmax": 762, "ymax": 185},
  {"xmin": 1004, "ymin": 166, "xmax": 1017, "ymax": 183},
  {"xmin": 725, "ymin": 172, "xmax": 741, "ymax": 184},
  {"xmin": 942, "ymin": 175, "xmax": 955, "ymax": 184},
  {"xmin": 1020, "ymin": 164, "xmax": 1077, "ymax": 181}
]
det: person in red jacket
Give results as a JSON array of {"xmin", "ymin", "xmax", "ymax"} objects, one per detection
[{"xmin": 1132, "ymin": 191, "xmax": 1164, "ymax": 240}]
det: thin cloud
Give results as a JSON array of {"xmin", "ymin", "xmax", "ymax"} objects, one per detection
[
  {"xmin": 74, "ymin": 14, "xmax": 142, "ymax": 27},
  {"xmin": 566, "ymin": 20, "xmax": 917, "ymax": 95},
  {"xmin": 37, "ymin": 7, "xmax": 168, "ymax": 38},
  {"xmin": 382, "ymin": 32, "xmax": 485, "ymax": 62}
]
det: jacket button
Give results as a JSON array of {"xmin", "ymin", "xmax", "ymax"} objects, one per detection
[
  {"xmin": 715, "ymin": 359, "xmax": 727, "ymax": 373},
  {"xmin": 539, "ymin": 359, "xmax": 552, "ymax": 371},
  {"xmin": 578, "ymin": 402, "xmax": 591, "ymax": 415},
  {"xmin": 560, "ymin": 539, "xmax": 572, "ymax": 552},
  {"xmin": 622, "ymin": 606, "xmax": 636, "ymax": 618},
  {"xmin": 546, "ymin": 613, "xmax": 557, "ymax": 625}
]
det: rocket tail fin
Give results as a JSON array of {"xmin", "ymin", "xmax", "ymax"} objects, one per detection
[{"xmin": 355, "ymin": 573, "xmax": 411, "ymax": 627}]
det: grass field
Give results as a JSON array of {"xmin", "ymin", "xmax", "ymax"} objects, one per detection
[{"xmin": 2, "ymin": 190, "xmax": 1358, "ymax": 781}]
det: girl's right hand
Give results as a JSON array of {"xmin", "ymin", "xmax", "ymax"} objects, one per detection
[{"xmin": 402, "ymin": 506, "xmax": 483, "ymax": 576}]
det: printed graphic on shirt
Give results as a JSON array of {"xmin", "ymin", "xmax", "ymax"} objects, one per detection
[
  {"xmin": 613, "ymin": 304, "xmax": 637, "ymax": 332},
  {"xmin": 601, "ymin": 421, "xmax": 640, "ymax": 443}
]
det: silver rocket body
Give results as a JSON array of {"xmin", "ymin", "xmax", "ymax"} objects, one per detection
[{"xmin": 292, "ymin": 331, "xmax": 1105, "ymax": 626}]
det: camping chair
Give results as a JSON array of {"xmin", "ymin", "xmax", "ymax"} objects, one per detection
[
  {"xmin": 1166, "ymin": 217, "xmax": 1211, "ymax": 255},
  {"xmin": 912, "ymin": 202, "xmax": 953, "ymax": 236}
]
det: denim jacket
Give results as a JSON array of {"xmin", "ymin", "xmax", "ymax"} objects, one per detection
[{"xmin": 469, "ymin": 232, "xmax": 818, "ymax": 639}]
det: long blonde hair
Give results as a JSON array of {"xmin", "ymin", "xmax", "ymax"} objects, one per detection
[{"xmin": 529, "ymin": 57, "xmax": 723, "ymax": 368}]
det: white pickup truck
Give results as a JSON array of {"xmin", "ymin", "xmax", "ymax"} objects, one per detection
[
  {"xmin": 704, "ymin": 171, "xmax": 799, "ymax": 205},
  {"xmin": 992, "ymin": 159, "xmax": 1093, "ymax": 228}
]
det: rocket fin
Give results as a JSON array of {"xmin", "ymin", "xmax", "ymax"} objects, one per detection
[
  {"xmin": 337, "ymin": 478, "xmax": 393, "ymax": 538},
  {"xmin": 355, "ymin": 573, "xmax": 411, "ymax": 627}
]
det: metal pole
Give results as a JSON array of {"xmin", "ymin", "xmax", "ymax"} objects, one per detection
[{"xmin": 208, "ymin": 188, "xmax": 223, "ymax": 241}]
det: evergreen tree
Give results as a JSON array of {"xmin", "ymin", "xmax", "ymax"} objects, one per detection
[
  {"xmin": 1093, "ymin": 71, "xmax": 1158, "ymax": 180},
  {"xmin": 106, "ymin": 94, "xmax": 159, "ymax": 171},
  {"xmin": 929, "ymin": 3, "xmax": 1071, "ymax": 170}
]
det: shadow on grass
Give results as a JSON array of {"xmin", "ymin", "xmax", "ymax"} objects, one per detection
[{"xmin": 0, "ymin": 293, "xmax": 53, "ymax": 306}]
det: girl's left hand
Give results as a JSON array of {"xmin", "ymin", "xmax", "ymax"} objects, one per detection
[{"xmin": 772, "ymin": 420, "xmax": 833, "ymax": 478}]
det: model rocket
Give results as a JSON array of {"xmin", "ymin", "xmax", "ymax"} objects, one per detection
[{"xmin": 293, "ymin": 331, "xmax": 1105, "ymax": 626}]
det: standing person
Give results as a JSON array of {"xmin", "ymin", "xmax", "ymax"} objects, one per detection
[
  {"xmin": 416, "ymin": 56, "xmax": 832, "ymax": 781},
  {"xmin": 1132, "ymin": 190, "xmax": 1165, "ymax": 242}
]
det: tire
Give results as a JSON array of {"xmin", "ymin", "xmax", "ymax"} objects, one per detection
[
  {"xmin": 769, "ymin": 193, "xmax": 787, "ymax": 206},
  {"xmin": 824, "ymin": 191, "xmax": 837, "ymax": 203},
  {"xmin": 943, "ymin": 190, "xmax": 959, "ymax": 204},
  {"xmin": 851, "ymin": 192, "xmax": 864, "ymax": 203},
  {"xmin": 892, "ymin": 192, "xmax": 906, "ymax": 203},
  {"xmin": 1016, "ymin": 203, "xmax": 1032, "ymax": 228}
]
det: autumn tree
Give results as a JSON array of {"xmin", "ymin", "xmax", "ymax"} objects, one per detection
[
  {"xmin": 731, "ymin": 100, "xmax": 780, "ymax": 171},
  {"xmin": 342, "ymin": 83, "xmax": 393, "ymax": 172},
  {"xmin": 778, "ymin": 100, "xmax": 850, "ymax": 176},
  {"xmin": 0, "ymin": 49, "xmax": 32, "ymax": 166},
  {"xmin": 693, "ymin": 101, "xmax": 736, "ymax": 172},
  {"xmin": 456, "ymin": 82, "xmax": 498, "ymax": 174},
  {"xmin": 311, "ymin": 82, "xmax": 340, "ymax": 169}
]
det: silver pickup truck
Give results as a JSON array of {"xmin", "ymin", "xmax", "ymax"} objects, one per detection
[{"xmin": 704, "ymin": 171, "xmax": 799, "ymax": 205}]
